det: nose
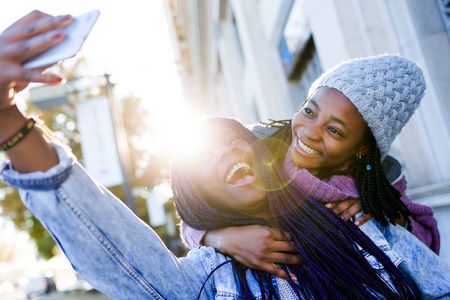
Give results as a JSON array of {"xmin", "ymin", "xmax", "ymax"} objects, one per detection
[{"xmin": 302, "ymin": 124, "xmax": 321, "ymax": 141}]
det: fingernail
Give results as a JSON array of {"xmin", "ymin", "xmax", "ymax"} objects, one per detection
[
  {"xmin": 52, "ymin": 30, "xmax": 64, "ymax": 40},
  {"xmin": 290, "ymin": 274, "xmax": 297, "ymax": 281},
  {"xmin": 355, "ymin": 220, "xmax": 361, "ymax": 226},
  {"xmin": 325, "ymin": 204, "xmax": 331, "ymax": 208},
  {"xmin": 58, "ymin": 14, "xmax": 73, "ymax": 25},
  {"xmin": 44, "ymin": 74, "xmax": 64, "ymax": 83}
]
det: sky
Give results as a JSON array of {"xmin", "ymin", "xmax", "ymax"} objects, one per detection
[{"xmin": 0, "ymin": 0, "xmax": 184, "ymax": 111}]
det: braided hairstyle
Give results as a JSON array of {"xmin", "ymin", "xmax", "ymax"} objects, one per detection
[
  {"xmin": 353, "ymin": 137, "xmax": 411, "ymax": 227},
  {"xmin": 171, "ymin": 117, "xmax": 415, "ymax": 299}
]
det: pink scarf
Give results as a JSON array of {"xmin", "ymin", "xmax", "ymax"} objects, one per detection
[{"xmin": 283, "ymin": 147, "xmax": 359, "ymax": 202}]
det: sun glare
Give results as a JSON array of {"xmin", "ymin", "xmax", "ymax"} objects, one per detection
[{"xmin": 137, "ymin": 101, "xmax": 211, "ymax": 160}]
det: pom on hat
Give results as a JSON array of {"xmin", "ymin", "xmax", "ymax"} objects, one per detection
[{"xmin": 308, "ymin": 54, "xmax": 426, "ymax": 159}]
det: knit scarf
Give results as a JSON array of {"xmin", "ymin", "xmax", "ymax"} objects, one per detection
[{"xmin": 283, "ymin": 146, "xmax": 359, "ymax": 202}]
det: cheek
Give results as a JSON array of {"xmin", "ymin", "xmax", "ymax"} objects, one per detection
[
  {"xmin": 292, "ymin": 111, "xmax": 302, "ymax": 128},
  {"xmin": 325, "ymin": 140, "xmax": 360, "ymax": 165},
  {"xmin": 255, "ymin": 189, "xmax": 266, "ymax": 202}
]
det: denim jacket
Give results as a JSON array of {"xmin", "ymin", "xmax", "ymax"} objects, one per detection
[{"xmin": 1, "ymin": 144, "xmax": 450, "ymax": 299}]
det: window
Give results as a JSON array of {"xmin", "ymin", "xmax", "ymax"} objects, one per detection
[
  {"xmin": 436, "ymin": 0, "xmax": 450, "ymax": 38},
  {"xmin": 278, "ymin": 0, "xmax": 311, "ymax": 78}
]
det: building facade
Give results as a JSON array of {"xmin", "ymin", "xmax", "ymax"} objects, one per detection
[{"xmin": 164, "ymin": 0, "xmax": 450, "ymax": 263}]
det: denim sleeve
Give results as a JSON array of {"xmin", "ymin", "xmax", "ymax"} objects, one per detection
[
  {"xmin": 0, "ymin": 143, "xmax": 73, "ymax": 191},
  {"xmin": 1, "ymin": 144, "xmax": 215, "ymax": 300},
  {"xmin": 382, "ymin": 222, "xmax": 450, "ymax": 300}
]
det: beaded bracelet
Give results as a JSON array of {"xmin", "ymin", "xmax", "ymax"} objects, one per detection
[{"xmin": 0, "ymin": 118, "xmax": 36, "ymax": 151}]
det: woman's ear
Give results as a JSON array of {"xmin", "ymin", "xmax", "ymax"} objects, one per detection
[{"xmin": 355, "ymin": 143, "xmax": 369, "ymax": 158}]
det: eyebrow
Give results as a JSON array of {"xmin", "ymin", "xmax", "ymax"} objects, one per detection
[
  {"xmin": 309, "ymin": 100, "xmax": 350, "ymax": 131},
  {"xmin": 309, "ymin": 100, "xmax": 321, "ymax": 111}
]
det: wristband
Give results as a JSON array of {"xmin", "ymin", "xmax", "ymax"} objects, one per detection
[{"xmin": 0, "ymin": 118, "xmax": 36, "ymax": 151}]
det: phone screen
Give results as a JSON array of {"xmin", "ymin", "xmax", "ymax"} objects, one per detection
[{"xmin": 23, "ymin": 9, "xmax": 100, "ymax": 69}]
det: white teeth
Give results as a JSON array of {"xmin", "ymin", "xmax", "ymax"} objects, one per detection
[
  {"xmin": 297, "ymin": 138, "xmax": 321, "ymax": 155},
  {"xmin": 226, "ymin": 162, "xmax": 251, "ymax": 183}
]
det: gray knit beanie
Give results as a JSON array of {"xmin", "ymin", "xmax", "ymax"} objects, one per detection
[{"xmin": 308, "ymin": 54, "xmax": 426, "ymax": 159}]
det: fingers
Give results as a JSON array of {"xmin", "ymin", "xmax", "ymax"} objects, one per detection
[
  {"xmin": 270, "ymin": 228, "xmax": 293, "ymax": 241},
  {"xmin": 2, "ymin": 14, "xmax": 73, "ymax": 43},
  {"xmin": 0, "ymin": 12, "xmax": 73, "ymax": 67},
  {"xmin": 326, "ymin": 199, "xmax": 359, "ymax": 221},
  {"xmin": 325, "ymin": 202, "xmax": 338, "ymax": 209},
  {"xmin": 1, "ymin": 29, "xmax": 66, "ymax": 63},
  {"xmin": 4, "ymin": 10, "xmax": 49, "ymax": 29},
  {"xmin": 269, "ymin": 252, "xmax": 303, "ymax": 265},
  {"xmin": 327, "ymin": 199, "xmax": 370, "ymax": 223},
  {"xmin": 17, "ymin": 69, "xmax": 63, "ymax": 84},
  {"xmin": 271, "ymin": 240, "xmax": 296, "ymax": 253},
  {"xmin": 0, "ymin": 61, "xmax": 63, "ymax": 88},
  {"xmin": 263, "ymin": 264, "xmax": 297, "ymax": 281},
  {"xmin": 340, "ymin": 200, "xmax": 362, "ymax": 221},
  {"xmin": 333, "ymin": 199, "xmax": 357, "ymax": 214},
  {"xmin": 355, "ymin": 213, "xmax": 373, "ymax": 226}
]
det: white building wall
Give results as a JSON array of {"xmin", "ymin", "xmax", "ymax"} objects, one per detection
[{"xmin": 228, "ymin": 0, "xmax": 293, "ymax": 122}]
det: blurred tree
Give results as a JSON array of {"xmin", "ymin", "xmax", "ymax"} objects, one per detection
[{"xmin": 0, "ymin": 56, "xmax": 172, "ymax": 260}]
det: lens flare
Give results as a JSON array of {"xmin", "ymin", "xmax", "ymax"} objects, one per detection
[{"xmin": 251, "ymin": 137, "xmax": 294, "ymax": 192}]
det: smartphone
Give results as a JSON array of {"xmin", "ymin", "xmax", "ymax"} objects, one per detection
[{"xmin": 23, "ymin": 9, "xmax": 100, "ymax": 69}]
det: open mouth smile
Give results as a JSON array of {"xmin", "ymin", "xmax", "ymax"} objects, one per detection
[
  {"xmin": 296, "ymin": 134, "xmax": 322, "ymax": 156},
  {"xmin": 225, "ymin": 162, "xmax": 256, "ymax": 185}
]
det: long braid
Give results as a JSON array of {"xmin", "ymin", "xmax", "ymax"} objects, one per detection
[
  {"xmin": 354, "ymin": 138, "xmax": 411, "ymax": 227},
  {"xmin": 172, "ymin": 117, "xmax": 415, "ymax": 299},
  {"xmin": 267, "ymin": 180, "xmax": 413, "ymax": 298}
]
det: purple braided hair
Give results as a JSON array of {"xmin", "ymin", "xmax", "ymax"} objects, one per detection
[{"xmin": 171, "ymin": 117, "xmax": 415, "ymax": 299}]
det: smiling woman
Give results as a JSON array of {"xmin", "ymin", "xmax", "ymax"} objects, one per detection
[{"xmin": 291, "ymin": 87, "xmax": 370, "ymax": 174}]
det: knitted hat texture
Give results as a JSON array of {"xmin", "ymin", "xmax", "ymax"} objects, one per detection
[{"xmin": 308, "ymin": 55, "xmax": 426, "ymax": 159}]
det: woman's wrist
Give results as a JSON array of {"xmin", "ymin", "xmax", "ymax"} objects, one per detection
[
  {"xmin": 0, "ymin": 105, "xmax": 59, "ymax": 173},
  {"xmin": 0, "ymin": 105, "xmax": 28, "ymax": 140},
  {"xmin": 203, "ymin": 228, "xmax": 231, "ymax": 254}
]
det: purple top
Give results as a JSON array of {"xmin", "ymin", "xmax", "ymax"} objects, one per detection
[{"xmin": 181, "ymin": 148, "xmax": 440, "ymax": 254}]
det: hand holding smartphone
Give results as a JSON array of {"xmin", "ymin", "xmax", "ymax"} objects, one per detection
[{"xmin": 23, "ymin": 9, "xmax": 100, "ymax": 69}]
